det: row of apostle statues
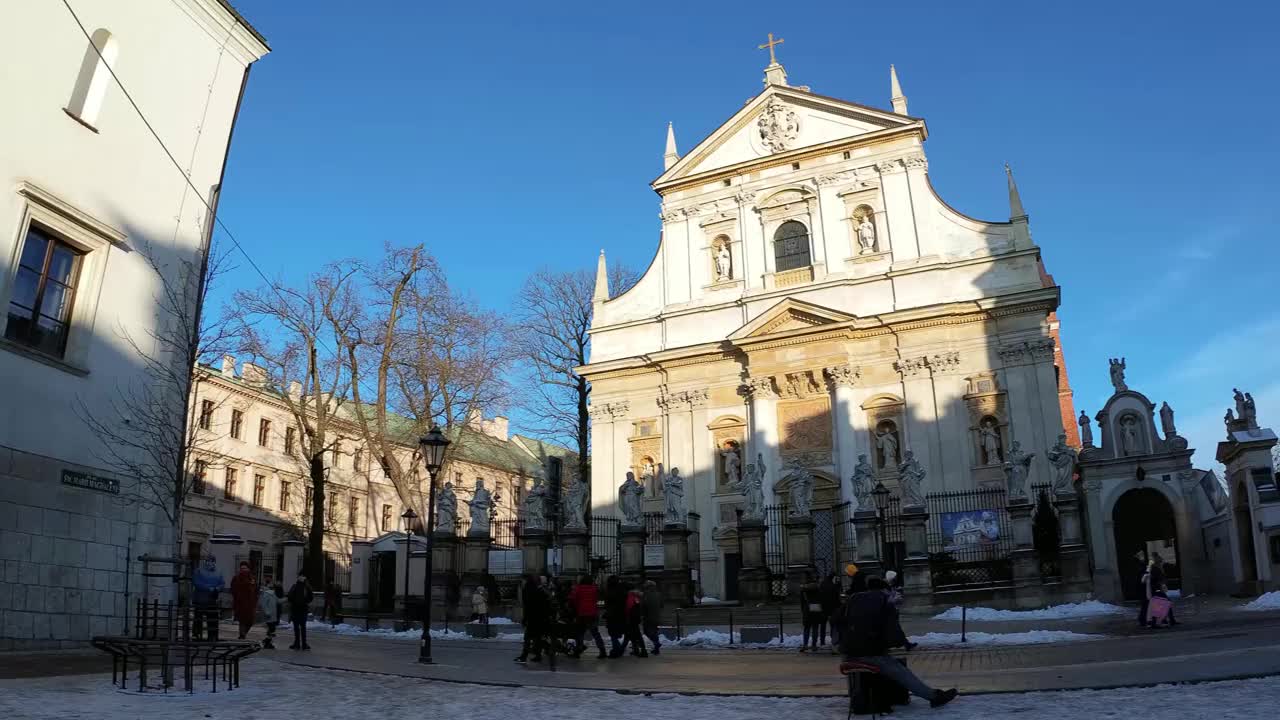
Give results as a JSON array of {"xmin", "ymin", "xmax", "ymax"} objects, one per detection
[{"xmin": 616, "ymin": 467, "xmax": 688, "ymax": 528}]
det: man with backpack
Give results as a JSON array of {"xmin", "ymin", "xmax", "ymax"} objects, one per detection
[{"xmin": 840, "ymin": 576, "xmax": 957, "ymax": 709}]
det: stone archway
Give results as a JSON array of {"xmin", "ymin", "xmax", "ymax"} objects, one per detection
[
  {"xmin": 1112, "ymin": 488, "xmax": 1180, "ymax": 601},
  {"xmin": 1235, "ymin": 481, "xmax": 1259, "ymax": 589}
]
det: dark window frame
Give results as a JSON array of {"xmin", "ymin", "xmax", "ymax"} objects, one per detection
[
  {"xmin": 252, "ymin": 474, "xmax": 266, "ymax": 507},
  {"xmin": 198, "ymin": 400, "xmax": 214, "ymax": 430},
  {"xmin": 5, "ymin": 225, "xmax": 84, "ymax": 357},
  {"xmin": 258, "ymin": 418, "xmax": 271, "ymax": 447},
  {"xmin": 230, "ymin": 410, "xmax": 243, "ymax": 440},
  {"xmin": 224, "ymin": 467, "xmax": 238, "ymax": 500},
  {"xmin": 193, "ymin": 460, "xmax": 208, "ymax": 495},
  {"xmin": 279, "ymin": 480, "xmax": 291, "ymax": 512},
  {"xmin": 772, "ymin": 220, "xmax": 811, "ymax": 272}
]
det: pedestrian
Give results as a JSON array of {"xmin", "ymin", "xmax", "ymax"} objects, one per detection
[
  {"xmin": 604, "ymin": 576, "xmax": 629, "ymax": 658},
  {"xmin": 625, "ymin": 586, "xmax": 647, "ymax": 657},
  {"xmin": 516, "ymin": 574, "xmax": 549, "ymax": 663},
  {"xmin": 819, "ymin": 572, "xmax": 841, "ymax": 653},
  {"xmin": 1146, "ymin": 553, "xmax": 1177, "ymax": 628},
  {"xmin": 258, "ymin": 580, "xmax": 283, "ymax": 649},
  {"xmin": 800, "ymin": 573, "xmax": 823, "ymax": 652},
  {"xmin": 641, "ymin": 580, "xmax": 663, "ymax": 655},
  {"xmin": 230, "ymin": 561, "xmax": 257, "ymax": 640},
  {"xmin": 872, "ymin": 576, "xmax": 916, "ymax": 650},
  {"xmin": 567, "ymin": 575, "xmax": 608, "ymax": 659},
  {"xmin": 287, "ymin": 573, "xmax": 314, "ymax": 650},
  {"xmin": 472, "ymin": 586, "xmax": 489, "ymax": 625},
  {"xmin": 883, "ymin": 570, "xmax": 905, "ymax": 607},
  {"xmin": 190, "ymin": 554, "xmax": 224, "ymax": 641},
  {"xmin": 839, "ymin": 577, "xmax": 958, "ymax": 709}
]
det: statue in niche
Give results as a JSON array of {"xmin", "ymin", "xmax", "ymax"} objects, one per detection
[
  {"xmin": 523, "ymin": 477, "xmax": 548, "ymax": 531},
  {"xmin": 715, "ymin": 241, "xmax": 732, "ymax": 282},
  {"xmin": 467, "ymin": 480, "xmax": 494, "ymax": 536},
  {"xmin": 781, "ymin": 459, "xmax": 814, "ymax": 518},
  {"xmin": 851, "ymin": 454, "xmax": 875, "ymax": 511},
  {"xmin": 1046, "ymin": 434, "xmax": 1077, "ymax": 496},
  {"xmin": 663, "ymin": 467, "xmax": 686, "ymax": 525},
  {"xmin": 730, "ymin": 462, "xmax": 764, "ymax": 522},
  {"xmin": 619, "ymin": 471, "xmax": 645, "ymax": 527},
  {"xmin": 978, "ymin": 418, "xmax": 1003, "ymax": 466},
  {"xmin": 1079, "ymin": 410, "xmax": 1094, "ymax": 446},
  {"xmin": 1159, "ymin": 402, "xmax": 1177, "ymax": 439},
  {"xmin": 640, "ymin": 458, "xmax": 657, "ymax": 497},
  {"xmin": 1109, "ymin": 358, "xmax": 1128, "ymax": 392},
  {"xmin": 562, "ymin": 474, "xmax": 587, "ymax": 530},
  {"xmin": 876, "ymin": 423, "xmax": 900, "ymax": 471},
  {"xmin": 898, "ymin": 451, "xmax": 926, "ymax": 509},
  {"xmin": 721, "ymin": 442, "xmax": 741, "ymax": 486},
  {"xmin": 856, "ymin": 212, "xmax": 877, "ymax": 254},
  {"xmin": 1004, "ymin": 441, "xmax": 1034, "ymax": 501},
  {"xmin": 1119, "ymin": 416, "xmax": 1140, "ymax": 456},
  {"xmin": 437, "ymin": 482, "xmax": 458, "ymax": 533}
]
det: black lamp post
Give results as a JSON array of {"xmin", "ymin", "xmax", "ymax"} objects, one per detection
[
  {"xmin": 872, "ymin": 481, "xmax": 891, "ymax": 570},
  {"xmin": 418, "ymin": 426, "xmax": 450, "ymax": 664},
  {"xmin": 400, "ymin": 507, "xmax": 417, "ymax": 619}
]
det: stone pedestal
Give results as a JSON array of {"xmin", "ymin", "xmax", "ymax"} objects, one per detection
[
  {"xmin": 560, "ymin": 528, "xmax": 590, "ymax": 579},
  {"xmin": 429, "ymin": 532, "xmax": 457, "ymax": 614},
  {"xmin": 280, "ymin": 540, "xmax": 304, "ymax": 587},
  {"xmin": 349, "ymin": 540, "xmax": 373, "ymax": 599},
  {"xmin": 1008, "ymin": 501, "xmax": 1043, "ymax": 608},
  {"xmin": 784, "ymin": 516, "xmax": 816, "ymax": 596},
  {"xmin": 1053, "ymin": 494, "xmax": 1092, "ymax": 591},
  {"xmin": 661, "ymin": 525, "xmax": 692, "ymax": 605},
  {"xmin": 900, "ymin": 508, "xmax": 931, "ymax": 596},
  {"xmin": 851, "ymin": 511, "xmax": 882, "ymax": 576},
  {"xmin": 620, "ymin": 527, "xmax": 646, "ymax": 585},
  {"xmin": 737, "ymin": 520, "xmax": 771, "ymax": 605},
  {"xmin": 520, "ymin": 529, "xmax": 549, "ymax": 579}
]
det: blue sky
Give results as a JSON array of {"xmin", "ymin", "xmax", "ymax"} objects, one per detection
[{"xmin": 217, "ymin": 0, "xmax": 1279, "ymax": 469}]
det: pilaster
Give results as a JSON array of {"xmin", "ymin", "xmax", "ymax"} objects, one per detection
[
  {"xmin": 742, "ymin": 376, "xmax": 781, "ymax": 500},
  {"xmin": 824, "ymin": 363, "xmax": 862, "ymax": 499}
]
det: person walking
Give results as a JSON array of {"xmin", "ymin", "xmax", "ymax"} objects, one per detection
[
  {"xmin": 287, "ymin": 573, "xmax": 314, "ymax": 650},
  {"xmin": 566, "ymin": 575, "xmax": 608, "ymax": 659},
  {"xmin": 641, "ymin": 580, "xmax": 664, "ymax": 656},
  {"xmin": 258, "ymin": 581, "xmax": 283, "ymax": 649},
  {"xmin": 819, "ymin": 573, "xmax": 841, "ymax": 653},
  {"xmin": 230, "ymin": 561, "xmax": 257, "ymax": 640},
  {"xmin": 190, "ymin": 555, "xmax": 224, "ymax": 641},
  {"xmin": 1146, "ymin": 554, "xmax": 1178, "ymax": 627},
  {"xmin": 516, "ymin": 575, "xmax": 549, "ymax": 663},
  {"xmin": 799, "ymin": 574, "xmax": 823, "ymax": 652},
  {"xmin": 604, "ymin": 576, "xmax": 629, "ymax": 658},
  {"xmin": 625, "ymin": 586, "xmax": 647, "ymax": 657},
  {"xmin": 472, "ymin": 586, "xmax": 490, "ymax": 626}
]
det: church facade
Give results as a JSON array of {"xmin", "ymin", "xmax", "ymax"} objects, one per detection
[{"xmin": 581, "ymin": 52, "xmax": 1072, "ymax": 600}]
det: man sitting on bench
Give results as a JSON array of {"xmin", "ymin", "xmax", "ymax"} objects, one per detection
[{"xmin": 840, "ymin": 576, "xmax": 958, "ymax": 709}]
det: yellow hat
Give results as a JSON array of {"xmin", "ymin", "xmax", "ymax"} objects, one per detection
[{"xmin": 845, "ymin": 563, "xmax": 859, "ymax": 577}]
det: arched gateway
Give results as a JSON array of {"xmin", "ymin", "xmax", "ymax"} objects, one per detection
[{"xmin": 1111, "ymin": 488, "xmax": 1179, "ymax": 601}]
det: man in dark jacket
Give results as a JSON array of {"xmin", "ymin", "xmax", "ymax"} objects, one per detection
[
  {"xmin": 603, "ymin": 576, "xmax": 629, "ymax": 658},
  {"xmin": 230, "ymin": 561, "xmax": 258, "ymax": 639},
  {"xmin": 516, "ymin": 575, "xmax": 549, "ymax": 663},
  {"xmin": 567, "ymin": 575, "xmax": 608, "ymax": 659},
  {"xmin": 840, "ymin": 578, "xmax": 957, "ymax": 709},
  {"xmin": 641, "ymin": 580, "xmax": 664, "ymax": 655},
  {"xmin": 287, "ymin": 574, "xmax": 314, "ymax": 650}
]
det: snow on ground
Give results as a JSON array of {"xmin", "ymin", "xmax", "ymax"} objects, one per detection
[
  {"xmin": 1241, "ymin": 592, "xmax": 1280, "ymax": 611},
  {"xmin": 1, "ymin": 660, "xmax": 1276, "ymax": 720},
  {"xmin": 909, "ymin": 630, "xmax": 1104, "ymax": 647},
  {"xmin": 933, "ymin": 600, "xmax": 1125, "ymax": 622},
  {"xmin": 307, "ymin": 621, "xmax": 522, "ymax": 642}
]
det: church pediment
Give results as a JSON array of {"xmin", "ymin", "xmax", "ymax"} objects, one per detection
[
  {"xmin": 655, "ymin": 86, "xmax": 920, "ymax": 188},
  {"xmin": 729, "ymin": 298, "xmax": 857, "ymax": 340}
]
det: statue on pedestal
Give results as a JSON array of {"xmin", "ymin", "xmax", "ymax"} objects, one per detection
[
  {"xmin": 898, "ymin": 451, "xmax": 926, "ymax": 509},
  {"xmin": 1109, "ymin": 357, "xmax": 1127, "ymax": 392},
  {"xmin": 857, "ymin": 214, "xmax": 877, "ymax": 254},
  {"xmin": 562, "ymin": 475, "xmax": 587, "ymax": 530},
  {"xmin": 851, "ymin": 454, "xmax": 875, "ymax": 511},
  {"xmin": 619, "ymin": 471, "xmax": 644, "ymax": 527},
  {"xmin": 1079, "ymin": 410, "xmax": 1094, "ymax": 447},
  {"xmin": 1046, "ymin": 434, "xmax": 1077, "ymax": 496},
  {"xmin": 467, "ymin": 480, "xmax": 493, "ymax": 536},
  {"xmin": 721, "ymin": 443, "xmax": 741, "ymax": 486},
  {"xmin": 979, "ymin": 419, "xmax": 1003, "ymax": 465},
  {"xmin": 523, "ymin": 477, "xmax": 548, "ymax": 531},
  {"xmin": 437, "ymin": 482, "xmax": 458, "ymax": 533},
  {"xmin": 1244, "ymin": 392, "xmax": 1258, "ymax": 428},
  {"xmin": 781, "ymin": 459, "xmax": 813, "ymax": 518},
  {"xmin": 729, "ymin": 463, "xmax": 764, "ymax": 522},
  {"xmin": 876, "ymin": 426, "xmax": 900, "ymax": 471},
  {"xmin": 663, "ymin": 467, "xmax": 686, "ymax": 525},
  {"xmin": 715, "ymin": 241, "xmax": 732, "ymax": 281},
  {"xmin": 1159, "ymin": 401, "xmax": 1177, "ymax": 439},
  {"xmin": 1004, "ymin": 441, "xmax": 1034, "ymax": 502}
]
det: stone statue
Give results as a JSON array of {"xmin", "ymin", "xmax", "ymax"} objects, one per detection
[
  {"xmin": 898, "ymin": 451, "xmax": 927, "ymax": 509},
  {"xmin": 1244, "ymin": 392, "xmax": 1258, "ymax": 427},
  {"xmin": 467, "ymin": 480, "xmax": 494, "ymax": 536},
  {"xmin": 1225, "ymin": 408, "xmax": 1236, "ymax": 429},
  {"xmin": 857, "ymin": 214, "xmax": 876, "ymax": 254},
  {"xmin": 876, "ymin": 426, "xmax": 899, "ymax": 470},
  {"xmin": 1004, "ymin": 441, "xmax": 1034, "ymax": 501},
  {"xmin": 1046, "ymin": 434, "xmax": 1077, "ymax": 496},
  {"xmin": 562, "ymin": 475, "xmax": 587, "ymax": 530},
  {"xmin": 640, "ymin": 458, "xmax": 656, "ymax": 485},
  {"xmin": 437, "ymin": 482, "xmax": 458, "ymax": 533},
  {"xmin": 979, "ymin": 419, "xmax": 1003, "ymax": 465},
  {"xmin": 1159, "ymin": 401, "xmax": 1177, "ymax": 439},
  {"xmin": 715, "ymin": 241, "xmax": 732, "ymax": 281},
  {"xmin": 721, "ymin": 443, "xmax": 741, "ymax": 486},
  {"xmin": 781, "ymin": 459, "xmax": 813, "ymax": 518},
  {"xmin": 730, "ymin": 463, "xmax": 765, "ymax": 522},
  {"xmin": 851, "ymin": 454, "xmax": 875, "ymax": 511},
  {"xmin": 619, "ymin": 471, "xmax": 644, "ymax": 527},
  {"xmin": 523, "ymin": 477, "xmax": 548, "ymax": 531},
  {"xmin": 1078, "ymin": 410, "xmax": 1094, "ymax": 446},
  {"xmin": 663, "ymin": 467, "xmax": 686, "ymax": 525},
  {"xmin": 1234, "ymin": 388, "xmax": 1247, "ymax": 420},
  {"xmin": 1109, "ymin": 358, "xmax": 1127, "ymax": 392},
  {"xmin": 1119, "ymin": 416, "xmax": 1139, "ymax": 456}
]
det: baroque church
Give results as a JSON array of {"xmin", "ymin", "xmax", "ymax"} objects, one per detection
[{"xmin": 581, "ymin": 43, "xmax": 1076, "ymax": 600}]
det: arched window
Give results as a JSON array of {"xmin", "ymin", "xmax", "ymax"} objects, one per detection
[
  {"xmin": 773, "ymin": 220, "xmax": 811, "ymax": 271},
  {"xmin": 66, "ymin": 29, "xmax": 118, "ymax": 127}
]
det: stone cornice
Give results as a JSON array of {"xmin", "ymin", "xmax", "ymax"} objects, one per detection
[
  {"xmin": 998, "ymin": 338, "xmax": 1056, "ymax": 367},
  {"xmin": 657, "ymin": 388, "xmax": 709, "ymax": 412},
  {"xmin": 894, "ymin": 356, "xmax": 929, "ymax": 379},
  {"xmin": 588, "ymin": 400, "xmax": 631, "ymax": 421}
]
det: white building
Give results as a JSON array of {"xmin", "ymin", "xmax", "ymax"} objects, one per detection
[{"xmin": 0, "ymin": 1, "xmax": 268, "ymax": 648}]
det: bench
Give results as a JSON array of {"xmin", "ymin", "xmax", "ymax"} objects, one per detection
[{"xmin": 840, "ymin": 660, "xmax": 883, "ymax": 720}]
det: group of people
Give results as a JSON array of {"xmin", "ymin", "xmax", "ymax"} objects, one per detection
[
  {"xmin": 515, "ymin": 574, "xmax": 663, "ymax": 663},
  {"xmin": 191, "ymin": 559, "xmax": 316, "ymax": 650}
]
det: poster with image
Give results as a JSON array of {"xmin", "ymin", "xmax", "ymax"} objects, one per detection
[{"xmin": 940, "ymin": 509, "xmax": 1000, "ymax": 551}]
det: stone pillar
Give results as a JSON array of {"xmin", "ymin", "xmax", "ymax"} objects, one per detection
[
  {"xmin": 784, "ymin": 516, "xmax": 816, "ymax": 596},
  {"xmin": 661, "ymin": 525, "xmax": 691, "ymax": 605},
  {"xmin": 429, "ymin": 532, "xmax": 457, "ymax": 616},
  {"xmin": 619, "ymin": 527, "xmax": 646, "ymax": 584},
  {"xmin": 851, "ymin": 511, "xmax": 882, "ymax": 576},
  {"xmin": 347, "ymin": 540, "xmax": 373, "ymax": 613},
  {"xmin": 281, "ymin": 540, "xmax": 304, "ymax": 586},
  {"xmin": 560, "ymin": 528, "xmax": 590, "ymax": 579},
  {"xmin": 826, "ymin": 366, "xmax": 862, "ymax": 489},
  {"xmin": 1008, "ymin": 500, "xmax": 1043, "ymax": 608},
  {"xmin": 900, "ymin": 508, "xmax": 931, "ymax": 596},
  {"xmin": 520, "ymin": 529, "xmax": 549, "ymax": 579},
  {"xmin": 744, "ymin": 378, "xmax": 780, "ymax": 500},
  {"xmin": 737, "ymin": 520, "xmax": 770, "ymax": 604},
  {"xmin": 459, "ymin": 533, "xmax": 491, "ymax": 612},
  {"xmin": 1053, "ymin": 493, "xmax": 1091, "ymax": 593}
]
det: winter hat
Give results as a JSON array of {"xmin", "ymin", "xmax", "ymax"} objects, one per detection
[
  {"xmin": 884, "ymin": 570, "xmax": 898, "ymax": 585},
  {"xmin": 845, "ymin": 563, "xmax": 859, "ymax": 577}
]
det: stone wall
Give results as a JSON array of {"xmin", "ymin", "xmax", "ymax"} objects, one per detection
[{"xmin": 0, "ymin": 445, "xmax": 172, "ymax": 650}]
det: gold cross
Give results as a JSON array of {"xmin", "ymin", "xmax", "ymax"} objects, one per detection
[{"xmin": 758, "ymin": 33, "xmax": 784, "ymax": 65}]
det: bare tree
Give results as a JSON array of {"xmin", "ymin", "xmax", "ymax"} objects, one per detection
[
  {"xmin": 513, "ymin": 265, "xmax": 637, "ymax": 491},
  {"xmin": 232, "ymin": 262, "xmax": 359, "ymax": 583}
]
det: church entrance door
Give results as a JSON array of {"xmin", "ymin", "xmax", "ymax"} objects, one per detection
[
  {"xmin": 1112, "ymin": 488, "xmax": 1180, "ymax": 601},
  {"xmin": 370, "ymin": 551, "xmax": 397, "ymax": 613}
]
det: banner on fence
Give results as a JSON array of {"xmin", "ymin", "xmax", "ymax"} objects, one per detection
[
  {"xmin": 643, "ymin": 544, "xmax": 665, "ymax": 568},
  {"xmin": 940, "ymin": 509, "xmax": 1000, "ymax": 551},
  {"xmin": 488, "ymin": 549, "xmax": 523, "ymax": 576}
]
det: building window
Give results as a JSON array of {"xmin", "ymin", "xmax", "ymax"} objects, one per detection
[
  {"xmin": 773, "ymin": 220, "xmax": 811, "ymax": 272},
  {"xmin": 198, "ymin": 400, "xmax": 214, "ymax": 430},
  {"xmin": 253, "ymin": 474, "xmax": 266, "ymax": 506},
  {"xmin": 224, "ymin": 467, "xmax": 238, "ymax": 500},
  {"xmin": 382, "ymin": 504, "xmax": 392, "ymax": 532},
  {"xmin": 332, "ymin": 439, "xmax": 343, "ymax": 468},
  {"xmin": 279, "ymin": 480, "xmax": 291, "ymax": 512},
  {"xmin": 353, "ymin": 448, "xmax": 363, "ymax": 473},
  {"xmin": 192, "ymin": 460, "xmax": 208, "ymax": 495},
  {"xmin": 304, "ymin": 486, "xmax": 313, "ymax": 515},
  {"xmin": 454, "ymin": 471, "xmax": 463, "ymax": 485},
  {"xmin": 285, "ymin": 426, "xmax": 296, "ymax": 455},
  {"xmin": 327, "ymin": 494, "xmax": 336, "ymax": 524},
  {"xmin": 349, "ymin": 497, "xmax": 360, "ymax": 530},
  {"xmin": 230, "ymin": 410, "xmax": 243, "ymax": 440},
  {"xmin": 5, "ymin": 225, "xmax": 84, "ymax": 357},
  {"xmin": 66, "ymin": 28, "xmax": 118, "ymax": 128},
  {"xmin": 258, "ymin": 418, "xmax": 271, "ymax": 447}
]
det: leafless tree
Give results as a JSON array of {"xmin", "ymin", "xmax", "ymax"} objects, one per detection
[{"xmin": 512, "ymin": 265, "xmax": 637, "ymax": 492}]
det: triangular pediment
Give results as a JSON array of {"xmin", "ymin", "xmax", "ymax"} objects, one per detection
[
  {"xmin": 729, "ymin": 298, "xmax": 858, "ymax": 340},
  {"xmin": 655, "ymin": 85, "xmax": 921, "ymax": 188}
]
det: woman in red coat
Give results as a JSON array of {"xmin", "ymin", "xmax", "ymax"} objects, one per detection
[{"xmin": 230, "ymin": 562, "xmax": 258, "ymax": 640}]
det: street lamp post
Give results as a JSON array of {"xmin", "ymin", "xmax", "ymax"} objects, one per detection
[
  {"xmin": 418, "ymin": 426, "xmax": 451, "ymax": 664},
  {"xmin": 872, "ymin": 481, "xmax": 891, "ymax": 571},
  {"xmin": 400, "ymin": 507, "xmax": 417, "ymax": 620}
]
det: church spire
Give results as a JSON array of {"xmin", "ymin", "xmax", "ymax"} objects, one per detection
[
  {"xmin": 1005, "ymin": 163, "xmax": 1027, "ymax": 219},
  {"xmin": 759, "ymin": 32, "xmax": 788, "ymax": 87},
  {"xmin": 890, "ymin": 64, "xmax": 908, "ymax": 115},
  {"xmin": 593, "ymin": 249, "xmax": 610, "ymax": 303},
  {"xmin": 663, "ymin": 122, "xmax": 680, "ymax": 170}
]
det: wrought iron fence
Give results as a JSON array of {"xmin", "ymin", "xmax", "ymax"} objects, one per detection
[
  {"xmin": 761, "ymin": 504, "xmax": 789, "ymax": 598},
  {"xmin": 644, "ymin": 512, "xmax": 665, "ymax": 544},
  {"xmin": 591, "ymin": 515, "xmax": 621, "ymax": 584},
  {"xmin": 924, "ymin": 486, "xmax": 1015, "ymax": 589},
  {"xmin": 491, "ymin": 519, "xmax": 523, "ymax": 550}
]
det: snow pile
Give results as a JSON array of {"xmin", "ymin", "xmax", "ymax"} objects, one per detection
[
  {"xmin": 1241, "ymin": 591, "xmax": 1280, "ymax": 611},
  {"xmin": 664, "ymin": 629, "xmax": 806, "ymax": 649},
  {"xmin": 909, "ymin": 630, "xmax": 1105, "ymax": 647},
  {"xmin": 696, "ymin": 597, "xmax": 733, "ymax": 606},
  {"xmin": 306, "ymin": 621, "xmax": 472, "ymax": 641},
  {"xmin": 469, "ymin": 616, "xmax": 515, "ymax": 625},
  {"xmin": 933, "ymin": 600, "xmax": 1125, "ymax": 621}
]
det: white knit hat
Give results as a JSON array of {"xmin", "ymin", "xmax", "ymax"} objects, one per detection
[{"xmin": 884, "ymin": 570, "xmax": 898, "ymax": 584}]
